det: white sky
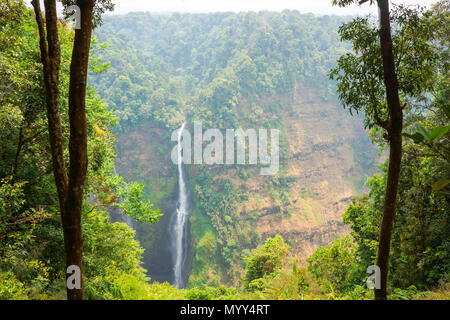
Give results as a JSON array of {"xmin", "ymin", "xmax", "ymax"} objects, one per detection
[
  {"xmin": 26, "ymin": 0, "xmax": 438, "ymax": 16},
  {"xmin": 108, "ymin": 0, "xmax": 438, "ymax": 15}
]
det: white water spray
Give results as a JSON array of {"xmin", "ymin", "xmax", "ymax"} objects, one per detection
[{"xmin": 172, "ymin": 122, "xmax": 189, "ymax": 288}]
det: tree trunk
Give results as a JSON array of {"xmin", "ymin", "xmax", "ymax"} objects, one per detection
[
  {"xmin": 32, "ymin": 0, "xmax": 96, "ymax": 300},
  {"xmin": 31, "ymin": 0, "xmax": 68, "ymax": 209},
  {"xmin": 62, "ymin": 0, "xmax": 95, "ymax": 301},
  {"xmin": 375, "ymin": 0, "xmax": 403, "ymax": 300}
]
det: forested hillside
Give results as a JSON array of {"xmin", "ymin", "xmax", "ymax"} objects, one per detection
[
  {"xmin": 89, "ymin": 11, "xmax": 382, "ymax": 287},
  {"xmin": 0, "ymin": 0, "xmax": 448, "ymax": 301},
  {"xmin": 91, "ymin": 11, "xmax": 348, "ymax": 130}
]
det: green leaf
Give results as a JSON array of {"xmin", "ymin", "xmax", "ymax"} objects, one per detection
[
  {"xmin": 403, "ymin": 132, "xmax": 425, "ymax": 144},
  {"xmin": 432, "ymin": 178, "xmax": 450, "ymax": 191},
  {"xmin": 429, "ymin": 125, "xmax": 450, "ymax": 142},
  {"xmin": 416, "ymin": 125, "xmax": 431, "ymax": 142}
]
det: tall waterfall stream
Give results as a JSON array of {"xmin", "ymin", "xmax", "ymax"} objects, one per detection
[{"xmin": 171, "ymin": 123, "xmax": 189, "ymax": 288}]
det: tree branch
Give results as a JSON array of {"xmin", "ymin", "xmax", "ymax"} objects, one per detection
[
  {"xmin": 373, "ymin": 107, "xmax": 389, "ymax": 130},
  {"xmin": 32, "ymin": 0, "xmax": 68, "ymax": 210},
  {"xmin": 31, "ymin": 0, "xmax": 49, "ymax": 66}
]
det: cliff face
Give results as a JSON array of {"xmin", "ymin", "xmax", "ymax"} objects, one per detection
[
  {"xmin": 114, "ymin": 85, "xmax": 379, "ymax": 285},
  {"xmin": 214, "ymin": 86, "xmax": 378, "ymax": 261},
  {"xmin": 115, "ymin": 125, "xmax": 178, "ymax": 283}
]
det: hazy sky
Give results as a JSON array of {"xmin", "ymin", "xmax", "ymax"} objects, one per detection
[
  {"xmin": 26, "ymin": 0, "xmax": 438, "ymax": 16},
  {"xmin": 108, "ymin": 0, "xmax": 438, "ymax": 15}
]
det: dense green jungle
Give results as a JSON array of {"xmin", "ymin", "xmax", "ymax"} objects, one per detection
[{"xmin": 0, "ymin": 0, "xmax": 448, "ymax": 301}]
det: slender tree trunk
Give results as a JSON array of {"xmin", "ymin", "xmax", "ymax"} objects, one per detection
[
  {"xmin": 31, "ymin": 0, "xmax": 68, "ymax": 210},
  {"xmin": 32, "ymin": 0, "xmax": 96, "ymax": 300},
  {"xmin": 63, "ymin": 0, "xmax": 95, "ymax": 301},
  {"xmin": 375, "ymin": 0, "xmax": 403, "ymax": 300}
]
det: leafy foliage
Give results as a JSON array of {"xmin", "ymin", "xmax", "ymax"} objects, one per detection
[
  {"xmin": 0, "ymin": 2, "xmax": 160, "ymax": 300},
  {"xmin": 243, "ymin": 235, "xmax": 290, "ymax": 291},
  {"xmin": 307, "ymin": 236, "xmax": 359, "ymax": 293},
  {"xmin": 330, "ymin": 4, "xmax": 440, "ymax": 131},
  {"xmin": 90, "ymin": 11, "xmax": 350, "ymax": 131},
  {"xmin": 0, "ymin": 0, "xmax": 448, "ymax": 301}
]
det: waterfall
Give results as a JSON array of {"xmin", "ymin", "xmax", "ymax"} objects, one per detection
[{"xmin": 172, "ymin": 122, "xmax": 189, "ymax": 288}]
